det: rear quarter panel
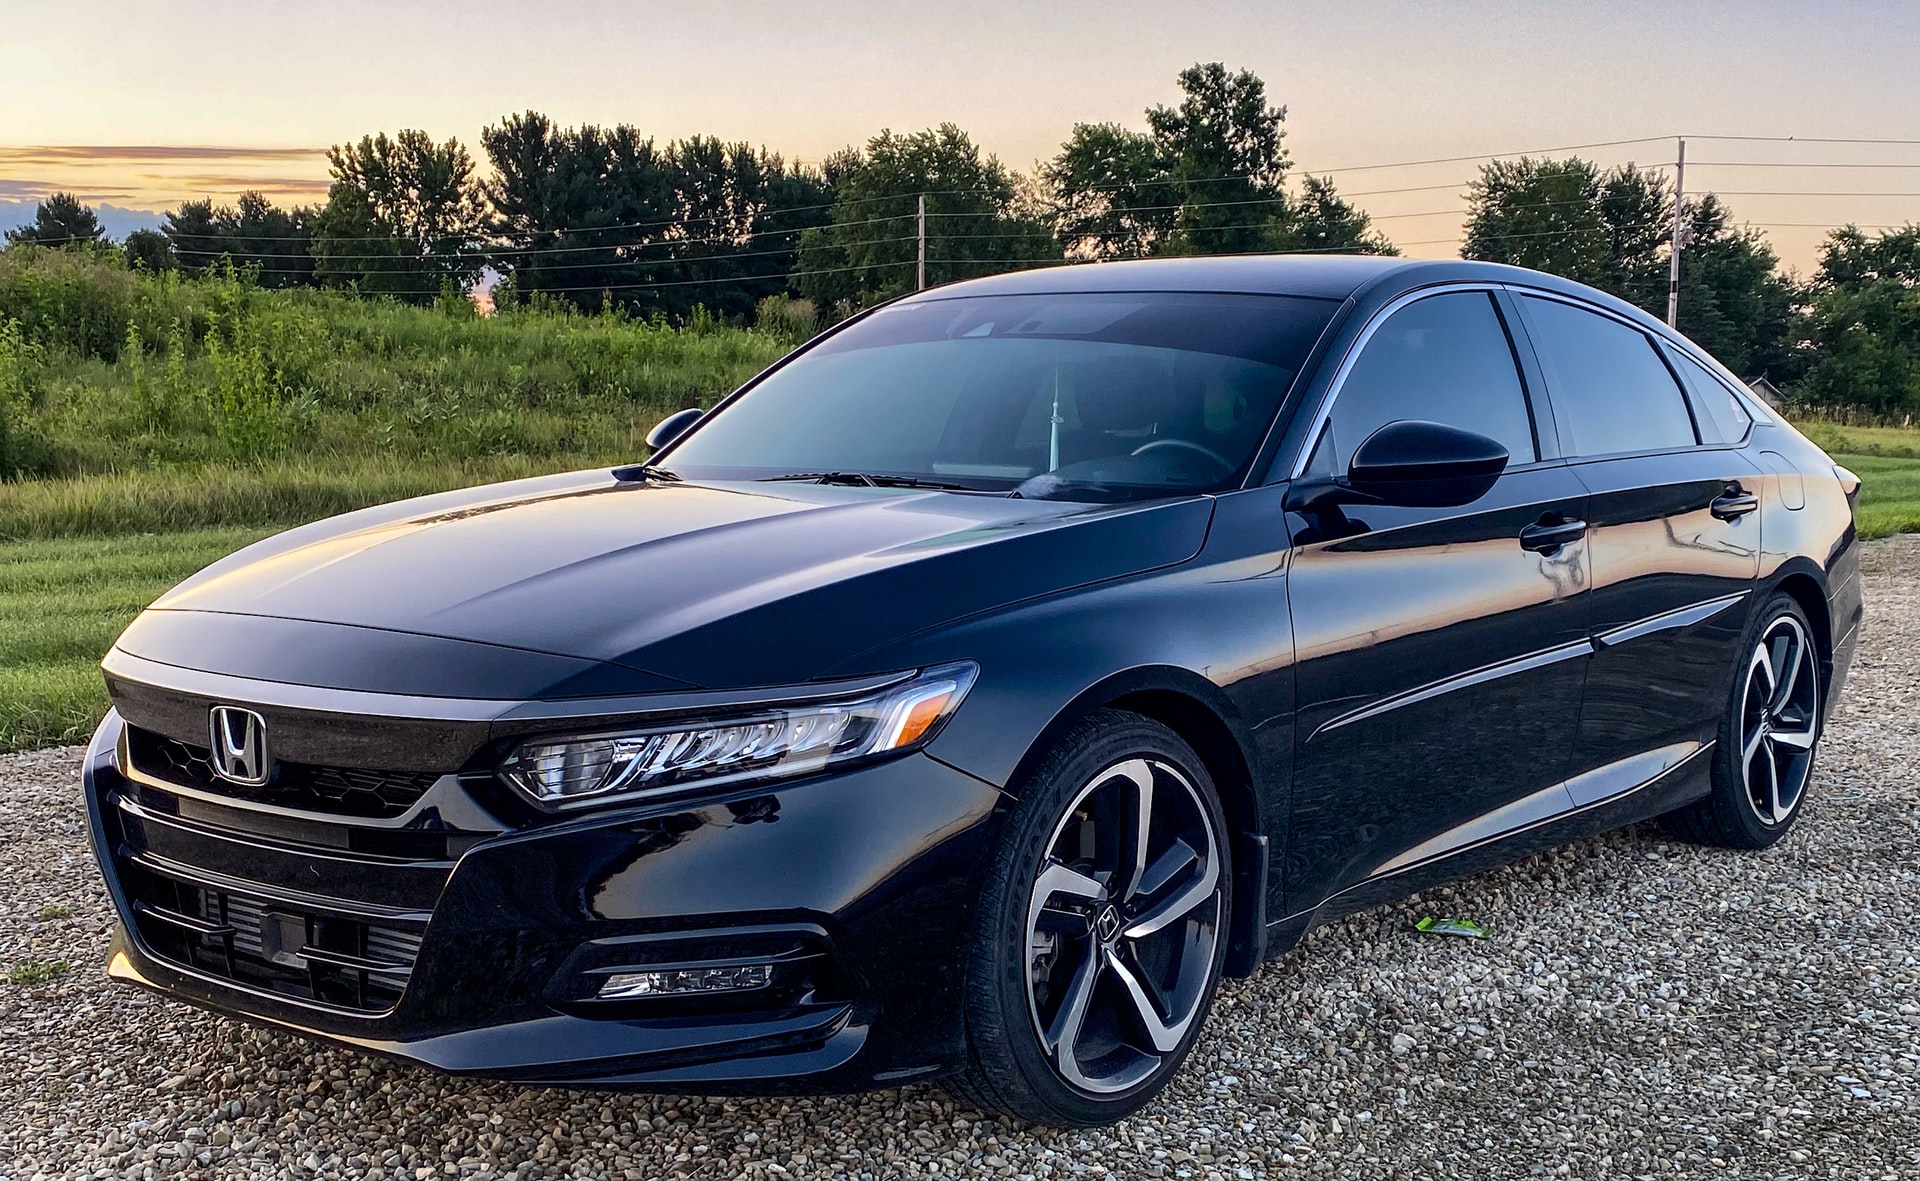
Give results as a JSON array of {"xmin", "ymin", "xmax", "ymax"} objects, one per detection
[{"xmin": 1745, "ymin": 417, "xmax": 1863, "ymax": 710}]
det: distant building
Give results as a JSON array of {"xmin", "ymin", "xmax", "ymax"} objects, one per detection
[{"xmin": 1744, "ymin": 376, "xmax": 1785, "ymax": 409}]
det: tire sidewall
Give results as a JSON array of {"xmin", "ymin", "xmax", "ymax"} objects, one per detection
[
  {"xmin": 1712, "ymin": 592, "xmax": 1820, "ymax": 846},
  {"xmin": 965, "ymin": 711, "xmax": 1232, "ymax": 1126}
]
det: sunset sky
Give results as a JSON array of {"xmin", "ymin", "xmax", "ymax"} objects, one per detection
[{"xmin": 3, "ymin": 0, "xmax": 1917, "ymax": 270}]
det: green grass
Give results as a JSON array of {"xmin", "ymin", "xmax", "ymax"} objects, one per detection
[
  {"xmin": 6, "ymin": 959, "xmax": 70, "ymax": 987},
  {"xmin": 0, "ymin": 529, "xmax": 270, "ymax": 749},
  {"xmin": 0, "ymin": 452, "xmax": 608, "ymax": 540},
  {"xmin": 1839, "ymin": 452, "xmax": 1920, "ymax": 540},
  {"xmin": 1795, "ymin": 421, "xmax": 1920, "ymax": 460},
  {"xmin": 1, "ymin": 246, "xmax": 792, "ymax": 481}
]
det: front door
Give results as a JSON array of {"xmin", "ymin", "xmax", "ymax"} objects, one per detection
[
  {"xmin": 1284, "ymin": 289, "xmax": 1592, "ymax": 916},
  {"xmin": 1512, "ymin": 294, "xmax": 1762, "ymax": 790}
]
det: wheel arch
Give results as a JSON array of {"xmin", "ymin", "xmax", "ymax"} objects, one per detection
[
  {"xmin": 1005, "ymin": 667, "xmax": 1274, "ymax": 978},
  {"xmin": 1767, "ymin": 565, "xmax": 1833, "ymax": 697}
]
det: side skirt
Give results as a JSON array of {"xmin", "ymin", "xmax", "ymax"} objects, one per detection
[{"xmin": 1257, "ymin": 744, "xmax": 1714, "ymax": 959}]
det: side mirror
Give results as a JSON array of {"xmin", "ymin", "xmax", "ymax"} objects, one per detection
[
  {"xmin": 646, "ymin": 407, "xmax": 704, "ymax": 451},
  {"xmin": 1344, "ymin": 420, "xmax": 1509, "ymax": 508}
]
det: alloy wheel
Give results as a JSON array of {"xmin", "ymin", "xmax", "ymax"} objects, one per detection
[
  {"xmin": 1023, "ymin": 757, "xmax": 1224, "ymax": 1095},
  {"xmin": 1739, "ymin": 614, "xmax": 1820, "ymax": 826}
]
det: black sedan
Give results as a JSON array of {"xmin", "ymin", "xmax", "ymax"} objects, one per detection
[{"xmin": 83, "ymin": 256, "xmax": 1863, "ymax": 1126}]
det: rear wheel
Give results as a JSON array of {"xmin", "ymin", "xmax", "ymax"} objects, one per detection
[
  {"xmin": 950, "ymin": 710, "xmax": 1230, "ymax": 1126},
  {"xmin": 1662, "ymin": 593, "xmax": 1822, "ymax": 848}
]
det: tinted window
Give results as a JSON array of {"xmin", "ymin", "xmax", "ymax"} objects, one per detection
[
  {"xmin": 665, "ymin": 292, "xmax": 1337, "ymax": 501},
  {"xmin": 1669, "ymin": 348, "xmax": 1754, "ymax": 443},
  {"xmin": 1521, "ymin": 297, "xmax": 1698, "ymax": 456},
  {"xmin": 1316, "ymin": 291, "xmax": 1536, "ymax": 472}
]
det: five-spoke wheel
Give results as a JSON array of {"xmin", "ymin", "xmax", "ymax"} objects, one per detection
[
  {"xmin": 1738, "ymin": 613, "xmax": 1820, "ymax": 826},
  {"xmin": 1024, "ymin": 757, "xmax": 1223, "ymax": 1094},
  {"xmin": 954, "ymin": 710, "xmax": 1231, "ymax": 1125},
  {"xmin": 1664, "ymin": 592, "xmax": 1825, "ymax": 848}
]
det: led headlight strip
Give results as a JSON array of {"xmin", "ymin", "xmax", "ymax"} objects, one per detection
[{"xmin": 500, "ymin": 662, "xmax": 978, "ymax": 809}]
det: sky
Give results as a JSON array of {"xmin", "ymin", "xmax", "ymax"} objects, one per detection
[{"xmin": 2, "ymin": 0, "xmax": 1917, "ymax": 271}]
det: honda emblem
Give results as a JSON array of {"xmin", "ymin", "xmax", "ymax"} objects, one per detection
[{"xmin": 208, "ymin": 706, "xmax": 270, "ymax": 786}]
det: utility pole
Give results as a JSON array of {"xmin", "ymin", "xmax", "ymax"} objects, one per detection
[
  {"xmin": 1667, "ymin": 137, "xmax": 1686, "ymax": 327},
  {"xmin": 916, "ymin": 194, "xmax": 927, "ymax": 291}
]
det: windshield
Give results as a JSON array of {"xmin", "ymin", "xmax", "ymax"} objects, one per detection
[{"xmin": 661, "ymin": 291, "xmax": 1339, "ymax": 500}]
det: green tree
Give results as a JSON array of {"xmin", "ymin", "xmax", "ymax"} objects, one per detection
[
  {"xmin": 164, "ymin": 193, "xmax": 315, "ymax": 287},
  {"xmin": 121, "ymin": 228, "xmax": 175, "ymax": 272},
  {"xmin": 1146, "ymin": 63, "xmax": 1290, "ymax": 254},
  {"xmin": 1044, "ymin": 64, "xmax": 1390, "ymax": 260},
  {"xmin": 656, "ymin": 136, "xmax": 833, "ymax": 321},
  {"xmin": 1673, "ymin": 195, "xmax": 1796, "ymax": 378},
  {"xmin": 1276, "ymin": 175, "xmax": 1398, "ymax": 256},
  {"xmin": 1796, "ymin": 224, "xmax": 1920, "ymax": 415},
  {"xmin": 1043, "ymin": 123, "xmax": 1176, "ymax": 260},
  {"xmin": 1462, "ymin": 157, "xmax": 1617, "ymax": 287},
  {"xmin": 1465, "ymin": 158, "xmax": 1795, "ymax": 373},
  {"xmin": 5, "ymin": 192, "xmax": 104, "ymax": 249},
  {"xmin": 313, "ymin": 130, "xmax": 488, "ymax": 302},
  {"xmin": 795, "ymin": 124, "xmax": 1060, "ymax": 309},
  {"xmin": 481, "ymin": 112, "xmax": 678, "ymax": 314}
]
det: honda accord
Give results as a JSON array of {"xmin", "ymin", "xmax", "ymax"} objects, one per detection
[{"xmin": 83, "ymin": 256, "xmax": 1863, "ymax": 1126}]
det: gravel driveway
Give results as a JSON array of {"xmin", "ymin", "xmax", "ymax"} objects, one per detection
[{"xmin": 3, "ymin": 539, "xmax": 1916, "ymax": 1181}]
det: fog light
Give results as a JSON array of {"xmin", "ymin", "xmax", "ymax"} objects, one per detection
[{"xmin": 596, "ymin": 963, "xmax": 775, "ymax": 999}]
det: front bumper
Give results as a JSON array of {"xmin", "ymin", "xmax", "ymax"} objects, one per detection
[{"xmin": 83, "ymin": 709, "xmax": 1007, "ymax": 1090}]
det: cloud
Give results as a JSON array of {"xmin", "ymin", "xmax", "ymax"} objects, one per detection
[
  {"xmin": 137, "ymin": 172, "xmax": 331, "ymax": 193},
  {"xmin": 0, "ymin": 177, "xmax": 139, "ymax": 200},
  {"xmin": 0, "ymin": 145, "xmax": 327, "ymax": 167},
  {"xmin": 0, "ymin": 145, "xmax": 334, "ymax": 208},
  {"xmin": 0, "ymin": 198, "xmax": 166, "ymax": 240}
]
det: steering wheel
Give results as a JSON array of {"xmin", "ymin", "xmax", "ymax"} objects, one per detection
[{"xmin": 1130, "ymin": 438, "xmax": 1234, "ymax": 473}]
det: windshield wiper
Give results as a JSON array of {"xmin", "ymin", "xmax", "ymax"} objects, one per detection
[
  {"xmin": 764, "ymin": 471, "xmax": 977, "ymax": 492},
  {"xmin": 610, "ymin": 462, "xmax": 681, "ymax": 482}
]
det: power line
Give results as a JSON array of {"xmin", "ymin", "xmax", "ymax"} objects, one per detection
[
  {"xmin": 1300, "ymin": 136, "xmax": 1675, "ymax": 174},
  {"xmin": 1714, "ymin": 190, "xmax": 1920, "ymax": 198},
  {"xmin": 1684, "ymin": 134, "xmax": 1920, "ymax": 146},
  {"xmin": 1690, "ymin": 160, "xmax": 1920, "ymax": 169}
]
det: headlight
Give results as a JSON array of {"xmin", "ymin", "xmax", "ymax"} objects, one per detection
[{"xmin": 499, "ymin": 663, "xmax": 978, "ymax": 809}]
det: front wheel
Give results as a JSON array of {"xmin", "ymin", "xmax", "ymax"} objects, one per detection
[
  {"xmin": 950, "ymin": 710, "xmax": 1230, "ymax": 1126},
  {"xmin": 1662, "ymin": 592, "xmax": 1823, "ymax": 848}
]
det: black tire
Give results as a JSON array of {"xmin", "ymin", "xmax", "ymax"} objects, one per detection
[
  {"xmin": 948, "ymin": 709, "xmax": 1231, "ymax": 1126},
  {"xmin": 1661, "ymin": 592, "xmax": 1823, "ymax": 849}
]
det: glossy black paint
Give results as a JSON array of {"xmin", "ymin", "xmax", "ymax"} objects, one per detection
[{"xmin": 84, "ymin": 255, "xmax": 1863, "ymax": 1092}]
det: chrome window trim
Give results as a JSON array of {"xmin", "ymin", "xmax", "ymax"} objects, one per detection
[{"xmin": 1285, "ymin": 282, "xmax": 1511, "ymax": 481}]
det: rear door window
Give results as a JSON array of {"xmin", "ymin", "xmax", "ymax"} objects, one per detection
[{"xmin": 1520, "ymin": 296, "xmax": 1698, "ymax": 457}]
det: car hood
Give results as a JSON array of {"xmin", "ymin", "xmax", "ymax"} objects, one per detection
[{"xmin": 124, "ymin": 469, "xmax": 1214, "ymax": 693}]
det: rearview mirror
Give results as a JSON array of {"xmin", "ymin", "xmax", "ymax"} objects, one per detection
[
  {"xmin": 646, "ymin": 407, "xmax": 704, "ymax": 451},
  {"xmin": 1342, "ymin": 420, "xmax": 1508, "ymax": 508}
]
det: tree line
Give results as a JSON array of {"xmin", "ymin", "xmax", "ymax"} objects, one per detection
[{"xmin": 6, "ymin": 61, "xmax": 1918, "ymax": 414}]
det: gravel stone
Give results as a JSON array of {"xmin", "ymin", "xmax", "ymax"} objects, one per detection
[{"xmin": 3, "ymin": 537, "xmax": 1917, "ymax": 1179}]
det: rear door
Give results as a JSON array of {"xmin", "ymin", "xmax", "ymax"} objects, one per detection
[
  {"xmin": 1284, "ymin": 288, "xmax": 1591, "ymax": 914},
  {"xmin": 1511, "ymin": 293, "xmax": 1761, "ymax": 796}
]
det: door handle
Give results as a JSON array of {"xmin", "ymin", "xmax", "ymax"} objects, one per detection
[
  {"xmin": 1519, "ymin": 517, "xmax": 1587, "ymax": 554},
  {"xmin": 1711, "ymin": 490, "xmax": 1759, "ymax": 521}
]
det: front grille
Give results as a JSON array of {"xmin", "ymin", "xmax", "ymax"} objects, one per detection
[
  {"xmin": 123, "ymin": 861, "xmax": 426, "ymax": 1013},
  {"xmin": 129, "ymin": 726, "xmax": 441, "ymax": 819}
]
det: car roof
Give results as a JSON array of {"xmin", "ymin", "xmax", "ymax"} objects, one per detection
[{"xmin": 902, "ymin": 254, "xmax": 1652, "ymax": 323}]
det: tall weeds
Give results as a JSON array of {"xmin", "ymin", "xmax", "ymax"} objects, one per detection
[{"xmin": 0, "ymin": 245, "xmax": 790, "ymax": 478}]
